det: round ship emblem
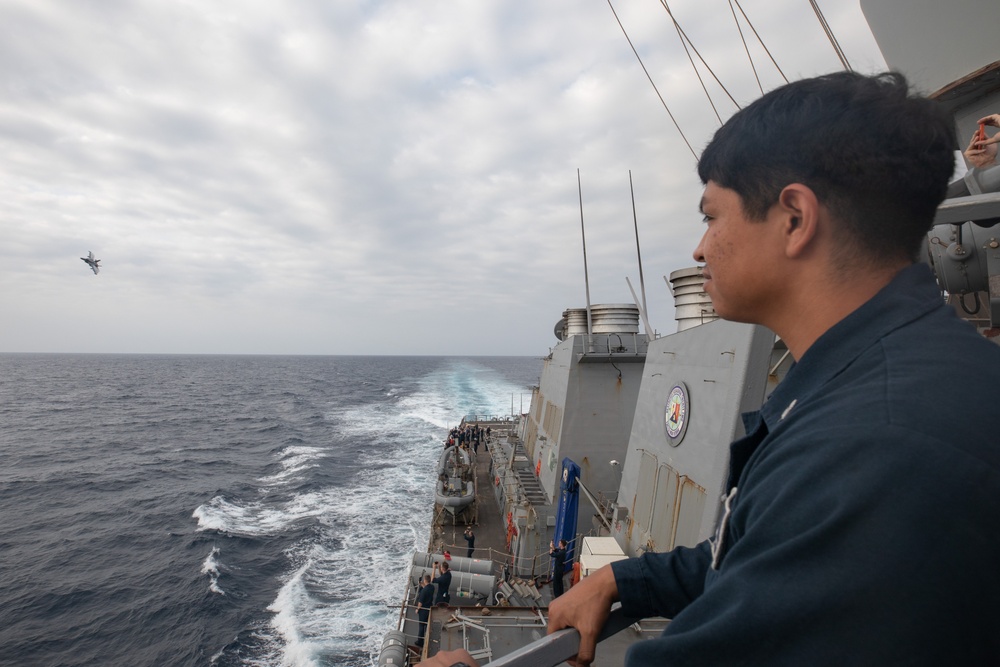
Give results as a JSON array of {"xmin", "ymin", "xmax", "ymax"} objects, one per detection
[{"xmin": 664, "ymin": 383, "xmax": 689, "ymax": 445}]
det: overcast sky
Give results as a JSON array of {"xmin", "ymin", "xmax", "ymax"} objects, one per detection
[{"xmin": 0, "ymin": 0, "xmax": 889, "ymax": 356}]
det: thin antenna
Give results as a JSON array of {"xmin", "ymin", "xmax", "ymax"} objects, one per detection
[
  {"xmin": 626, "ymin": 277, "xmax": 653, "ymax": 339},
  {"xmin": 578, "ymin": 169, "xmax": 594, "ymax": 351},
  {"xmin": 629, "ymin": 171, "xmax": 650, "ymax": 335}
]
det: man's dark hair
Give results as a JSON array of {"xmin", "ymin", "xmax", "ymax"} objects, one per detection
[{"xmin": 697, "ymin": 71, "xmax": 956, "ymax": 263}]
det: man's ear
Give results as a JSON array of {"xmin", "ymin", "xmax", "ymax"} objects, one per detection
[{"xmin": 777, "ymin": 183, "xmax": 821, "ymax": 258}]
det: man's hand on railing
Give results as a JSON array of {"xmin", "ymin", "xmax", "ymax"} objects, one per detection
[{"xmin": 546, "ymin": 563, "xmax": 621, "ymax": 667}]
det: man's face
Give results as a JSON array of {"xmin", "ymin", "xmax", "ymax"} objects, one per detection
[{"xmin": 692, "ymin": 181, "xmax": 785, "ymax": 324}]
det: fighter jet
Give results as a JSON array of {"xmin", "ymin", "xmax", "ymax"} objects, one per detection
[{"xmin": 80, "ymin": 251, "xmax": 101, "ymax": 275}]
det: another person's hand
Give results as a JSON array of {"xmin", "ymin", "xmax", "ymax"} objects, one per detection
[
  {"xmin": 965, "ymin": 114, "xmax": 1000, "ymax": 168},
  {"xmin": 418, "ymin": 648, "xmax": 478, "ymax": 667},
  {"xmin": 979, "ymin": 113, "xmax": 1000, "ymax": 135},
  {"xmin": 546, "ymin": 564, "xmax": 619, "ymax": 667}
]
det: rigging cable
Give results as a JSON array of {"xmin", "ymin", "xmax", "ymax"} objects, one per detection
[
  {"xmin": 606, "ymin": 0, "xmax": 698, "ymax": 161},
  {"xmin": 807, "ymin": 0, "xmax": 853, "ymax": 71},
  {"xmin": 657, "ymin": 0, "xmax": 740, "ymax": 110},
  {"xmin": 729, "ymin": 0, "xmax": 764, "ymax": 95},
  {"xmin": 731, "ymin": 0, "xmax": 788, "ymax": 84},
  {"xmin": 661, "ymin": 0, "xmax": 724, "ymax": 123}
]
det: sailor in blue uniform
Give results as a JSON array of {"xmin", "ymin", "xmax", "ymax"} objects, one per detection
[
  {"xmin": 414, "ymin": 574, "xmax": 435, "ymax": 649},
  {"xmin": 431, "ymin": 559, "xmax": 451, "ymax": 606}
]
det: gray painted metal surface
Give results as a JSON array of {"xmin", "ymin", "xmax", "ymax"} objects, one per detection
[
  {"xmin": 484, "ymin": 606, "xmax": 638, "ymax": 667},
  {"xmin": 860, "ymin": 0, "xmax": 998, "ymax": 96},
  {"xmin": 614, "ymin": 320, "xmax": 774, "ymax": 555}
]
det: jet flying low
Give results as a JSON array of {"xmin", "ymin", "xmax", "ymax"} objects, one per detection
[{"xmin": 81, "ymin": 251, "xmax": 101, "ymax": 275}]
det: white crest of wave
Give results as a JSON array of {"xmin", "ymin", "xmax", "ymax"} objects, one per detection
[
  {"xmin": 258, "ymin": 446, "xmax": 326, "ymax": 486},
  {"xmin": 192, "ymin": 491, "xmax": 333, "ymax": 537},
  {"xmin": 202, "ymin": 546, "xmax": 225, "ymax": 595},
  {"xmin": 266, "ymin": 560, "xmax": 326, "ymax": 667}
]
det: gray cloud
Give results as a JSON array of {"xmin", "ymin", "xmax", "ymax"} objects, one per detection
[{"xmin": 0, "ymin": 0, "xmax": 885, "ymax": 355}]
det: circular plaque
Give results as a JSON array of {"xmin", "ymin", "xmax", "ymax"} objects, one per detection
[{"xmin": 664, "ymin": 382, "xmax": 690, "ymax": 446}]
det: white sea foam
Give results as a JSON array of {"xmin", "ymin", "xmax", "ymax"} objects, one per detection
[
  {"xmin": 202, "ymin": 547, "xmax": 225, "ymax": 595},
  {"xmin": 266, "ymin": 560, "xmax": 326, "ymax": 667},
  {"xmin": 193, "ymin": 491, "xmax": 337, "ymax": 537},
  {"xmin": 258, "ymin": 446, "xmax": 325, "ymax": 486}
]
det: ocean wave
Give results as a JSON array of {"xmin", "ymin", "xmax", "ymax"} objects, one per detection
[
  {"xmin": 202, "ymin": 547, "xmax": 225, "ymax": 595},
  {"xmin": 257, "ymin": 446, "xmax": 326, "ymax": 486},
  {"xmin": 192, "ymin": 491, "xmax": 334, "ymax": 537}
]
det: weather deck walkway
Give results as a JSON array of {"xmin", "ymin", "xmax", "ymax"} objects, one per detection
[{"xmin": 430, "ymin": 436, "xmax": 514, "ymax": 571}]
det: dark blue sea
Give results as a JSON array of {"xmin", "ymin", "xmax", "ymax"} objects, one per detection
[{"xmin": 0, "ymin": 354, "xmax": 542, "ymax": 667}]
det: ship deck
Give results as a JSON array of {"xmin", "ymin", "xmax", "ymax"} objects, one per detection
[
  {"xmin": 398, "ymin": 421, "xmax": 666, "ymax": 665},
  {"xmin": 430, "ymin": 430, "xmax": 522, "ymax": 569}
]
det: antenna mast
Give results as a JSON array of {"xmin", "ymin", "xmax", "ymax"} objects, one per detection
[
  {"xmin": 578, "ymin": 169, "xmax": 594, "ymax": 351},
  {"xmin": 629, "ymin": 171, "xmax": 652, "ymax": 337}
]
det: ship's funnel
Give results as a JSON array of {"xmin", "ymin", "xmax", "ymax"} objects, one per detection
[
  {"xmin": 590, "ymin": 304, "xmax": 640, "ymax": 334},
  {"xmin": 555, "ymin": 306, "xmax": 638, "ymax": 339},
  {"xmin": 670, "ymin": 267, "xmax": 718, "ymax": 332},
  {"xmin": 563, "ymin": 308, "xmax": 589, "ymax": 337}
]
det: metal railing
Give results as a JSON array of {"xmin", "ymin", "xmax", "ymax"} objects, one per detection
[{"xmin": 485, "ymin": 606, "xmax": 636, "ymax": 667}]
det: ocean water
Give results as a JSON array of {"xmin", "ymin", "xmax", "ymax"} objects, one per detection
[{"xmin": 0, "ymin": 354, "xmax": 542, "ymax": 667}]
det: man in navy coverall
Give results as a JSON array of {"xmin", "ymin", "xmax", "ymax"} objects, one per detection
[
  {"xmin": 415, "ymin": 574, "xmax": 435, "ymax": 649},
  {"xmin": 427, "ymin": 71, "xmax": 1000, "ymax": 667}
]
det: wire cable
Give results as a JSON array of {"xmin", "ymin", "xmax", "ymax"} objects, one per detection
[
  {"xmin": 607, "ymin": 0, "xmax": 699, "ymax": 161},
  {"xmin": 732, "ymin": 0, "xmax": 789, "ymax": 83},
  {"xmin": 808, "ymin": 0, "xmax": 853, "ymax": 71},
  {"xmin": 666, "ymin": 2, "xmax": 724, "ymax": 123},
  {"xmin": 657, "ymin": 0, "xmax": 739, "ymax": 109},
  {"xmin": 729, "ymin": 0, "xmax": 764, "ymax": 95}
]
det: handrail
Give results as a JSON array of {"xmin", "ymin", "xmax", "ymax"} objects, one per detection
[
  {"xmin": 484, "ymin": 606, "xmax": 637, "ymax": 667},
  {"xmin": 933, "ymin": 190, "xmax": 1000, "ymax": 225}
]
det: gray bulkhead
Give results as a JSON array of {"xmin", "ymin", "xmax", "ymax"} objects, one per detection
[
  {"xmin": 611, "ymin": 320, "xmax": 775, "ymax": 556},
  {"xmin": 526, "ymin": 335, "xmax": 647, "ymax": 500},
  {"xmin": 522, "ymin": 330, "xmax": 648, "ymax": 538},
  {"xmin": 490, "ymin": 321, "xmax": 647, "ymax": 577}
]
